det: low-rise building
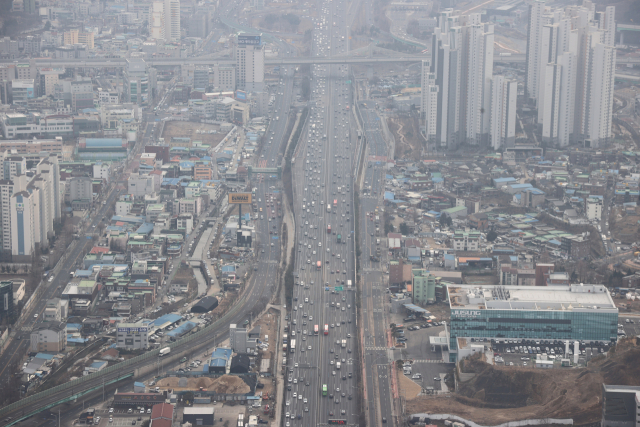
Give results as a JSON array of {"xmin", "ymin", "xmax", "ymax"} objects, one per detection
[
  {"xmin": 452, "ymin": 230, "xmax": 480, "ymax": 251},
  {"xmin": 30, "ymin": 321, "xmax": 67, "ymax": 352},
  {"xmin": 116, "ymin": 321, "xmax": 150, "ymax": 350}
]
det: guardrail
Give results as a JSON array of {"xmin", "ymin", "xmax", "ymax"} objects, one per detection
[{"xmin": 0, "ymin": 291, "xmax": 249, "ymax": 420}]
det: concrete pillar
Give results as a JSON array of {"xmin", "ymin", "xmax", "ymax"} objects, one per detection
[{"xmin": 573, "ymin": 341, "xmax": 579, "ymax": 364}]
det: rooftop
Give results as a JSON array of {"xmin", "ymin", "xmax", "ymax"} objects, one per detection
[{"xmin": 447, "ymin": 284, "xmax": 616, "ymax": 312}]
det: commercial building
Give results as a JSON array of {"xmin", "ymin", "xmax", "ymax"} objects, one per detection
[
  {"xmin": 446, "ymin": 284, "xmax": 618, "ymax": 362},
  {"xmin": 235, "ymin": 33, "xmax": 264, "ymax": 92},
  {"xmin": 30, "ymin": 321, "xmax": 67, "ymax": 352},
  {"xmin": 183, "ymin": 407, "xmax": 214, "ymax": 426},
  {"xmin": 560, "ymin": 235, "xmax": 590, "ymax": 259},
  {"xmin": 601, "ymin": 385, "xmax": 640, "ymax": 427},
  {"xmin": 116, "ymin": 321, "xmax": 150, "ymax": 350},
  {"xmin": 412, "ymin": 271, "xmax": 436, "ymax": 305},
  {"xmin": 164, "ymin": 0, "xmax": 181, "ymax": 42},
  {"xmin": 0, "ymin": 281, "xmax": 14, "ymax": 324}
]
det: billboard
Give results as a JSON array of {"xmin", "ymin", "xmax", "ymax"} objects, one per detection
[
  {"xmin": 236, "ymin": 90, "xmax": 247, "ymax": 100},
  {"xmin": 118, "ymin": 327, "xmax": 148, "ymax": 333},
  {"xmin": 238, "ymin": 34, "xmax": 261, "ymax": 45},
  {"xmin": 229, "ymin": 193, "xmax": 252, "ymax": 204}
]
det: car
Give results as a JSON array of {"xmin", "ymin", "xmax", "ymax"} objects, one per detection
[
  {"xmin": 34, "ymin": 313, "xmax": 38, "ymax": 318},
  {"xmin": 434, "ymin": 377, "xmax": 441, "ymax": 381}
]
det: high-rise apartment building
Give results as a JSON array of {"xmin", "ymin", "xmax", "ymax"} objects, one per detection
[
  {"xmin": 525, "ymin": 0, "xmax": 616, "ymax": 148},
  {"xmin": 149, "ymin": 0, "xmax": 180, "ymax": 42},
  {"xmin": 235, "ymin": 34, "xmax": 265, "ymax": 92},
  {"xmin": 149, "ymin": 1, "xmax": 165, "ymax": 40},
  {"xmin": 421, "ymin": 11, "xmax": 512, "ymax": 150},
  {"xmin": 0, "ymin": 152, "xmax": 59, "ymax": 262},
  {"xmin": 490, "ymin": 76, "xmax": 517, "ymax": 150}
]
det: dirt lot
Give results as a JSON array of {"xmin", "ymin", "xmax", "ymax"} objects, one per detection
[
  {"xmin": 161, "ymin": 121, "xmax": 227, "ymax": 147},
  {"xmin": 406, "ymin": 339, "xmax": 640, "ymax": 425},
  {"xmin": 386, "ymin": 116, "xmax": 422, "ymax": 161},
  {"xmin": 398, "ymin": 372, "xmax": 423, "ymax": 399},
  {"xmin": 157, "ymin": 374, "xmax": 251, "ymax": 393},
  {"xmin": 609, "ymin": 207, "xmax": 640, "ymax": 244},
  {"xmin": 254, "ymin": 307, "xmax": 280, "ymax": 397}
]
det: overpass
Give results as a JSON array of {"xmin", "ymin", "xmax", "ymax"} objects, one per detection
[{"xmin": 248, "ymin": 166, "xmax": 282, "ymax": 179}]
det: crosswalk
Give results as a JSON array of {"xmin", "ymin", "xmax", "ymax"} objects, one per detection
[
  {"xmin": 412, "ymin": 359, "xmax": 445, "ymax": 364},
  {"xmin": 365, "ymin": 346, "xmax": 388, "ymax": 351}
]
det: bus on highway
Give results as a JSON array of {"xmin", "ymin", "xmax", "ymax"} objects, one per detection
[
  {"xmin": 317, "ymin": 260, "xmax": 322, "ymax": 270},
  {"xmin": 324, "ymin": 324, "xmax": 329, "ymax": 335},
  {"xmin": 290, "ymin": 339, "xmax": 296, "ymax": 353},
  {"xmin": 347, "ymin": 280, "xmax": 352, "ymax": 289},
  {"xmin": 322, "ymin": 384, "xmax": 328, "ymax": 396},
  {"xmin": 314, "ymin": 325, "xmax": 319, "ymax": 335}
]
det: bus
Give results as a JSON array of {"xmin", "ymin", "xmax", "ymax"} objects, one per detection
[
  {"xmin": 324, "ymin": 324, "xmax": 329, "ymax": 335},
  {"xmin": 290, "ymin": 339, "xmax": 296, "ymax": 353},
  {"xmin": 347, "ymin": 280, "xmax": 352, "ymax": 289},
  {"xmin": 314, "ymin": 325, "xmax": 319, "ymax": 335},
  {"xmin": 322, "ymin": 384, "xmax": 328, "ymax": 396},
  {"xmin": 317, "ymin": 260, "xmax": 322, "ymax": 270}
]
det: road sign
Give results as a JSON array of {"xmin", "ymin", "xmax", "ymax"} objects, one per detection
[
  {"xmin": 335, "ymin": 286, "xmax": 343, "ymax": 292},
  {"xmin": 346, "ymin": 80, "xmax": 351, "ymax": 84}
]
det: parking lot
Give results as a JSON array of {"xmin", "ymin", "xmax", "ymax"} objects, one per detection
[
  {"xmin": 620, "ymin": 316, "xmax": 640, "ymax": 337},
  {"xmin": 397, "ymin": 324, "xmax": 453, "ymax": 391},
  {"xmin": 95, "ymin": 415, "xmax": 148, "ymax": 426}
]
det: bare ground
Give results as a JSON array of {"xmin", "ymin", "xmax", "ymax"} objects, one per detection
[
  {"xmin": 157, "ymin": 374, "xmax": 251, "ymax": 393},
  {"xmin": 386, "ymin": 116, "xmax": 422, "ymax": 160},
  {"xmin": 161, "ymin": 121, "xmax": 227, "ymax": 147},
  {"xmin": 406, "ymin": 339, "xmax": 640, "ymax": 426}
]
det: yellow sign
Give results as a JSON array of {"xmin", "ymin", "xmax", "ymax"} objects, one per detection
[{"xmin": 229, "ymin": 193, "xmax": 252, "ymax": 204}]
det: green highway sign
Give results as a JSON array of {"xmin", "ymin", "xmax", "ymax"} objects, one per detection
[
  {"xmin": 346, "ymin": 80, "xmax": 351, "ymax": 84},
  {"xmin": 335, "ymin": 286, "xmax": 343, "ymax": 292}
]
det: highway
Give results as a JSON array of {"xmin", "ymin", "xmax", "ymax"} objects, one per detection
[
  {"xmin": 283, "ymin": 0, "xmax": 358, "ymax": 425},
  {"xmin": 358, "ymin": 104, "xmax": 395, "ymax": 426}
]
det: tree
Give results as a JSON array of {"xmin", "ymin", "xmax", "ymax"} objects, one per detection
[
  {"xmin": 530, "ymin": 179, "xmax": 537, "ymax": 188},
  {"xmin": 439, "ymin": 213, "xmax": 448, "ymax": 228},
  {"xmin": 486, "ymin": 230, "xmax": 498, "ymax": 242},
  {"xmin": 399, "ymin": 222, "xmax": 409, "ymax": 235}
]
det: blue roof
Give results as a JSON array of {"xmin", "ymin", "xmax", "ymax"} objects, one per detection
[
  {"xmin": 162, "ymin": 178, "xmax": 181, "ymax": 186},
  {"xmin": 548, "ymin": 239, "xmax": 561, "ymax": 245},
  {"xmin": 167, "ymin": 321, "xmax": 197, "ymax": 337},
  {"xmin": 384, "ymin": 191, "xmax": 394, "ymax": 200},
  {"xmin": 211, "ymin": 347, "xmax": 233, "ymax": 361},
  {"xmin": 221, "ymin": 265, "xmax": 236, "ymax": 272},
  {"xmin": 67, "ymin": 336, "xmax": 89, "ymax": 343},
  {"xmin": 136, "ymin": 223, "xmax": 154, "ymax": 234},
  {"xmin": 90, "ymin": 361, "xmax": 108, "ymax": 369},
  {"xmin": 152, "ymin": 313, "xmax": 182, "ymax": 326},
  {"xmin": 510, "ymin": 183, "xmax": 532, "ymax": 189},
  {"xmin": 210, "ymin": 357, "xmax": 227, "ymax": 367},
  {"xmin": 494, "ymin": 177, "xmax": 516, "ymax": 183},
  {"xmin": 66, "ymin": 323, "xmax": 81, "ymax": 331},
  {"xmin": 180, "ymin": 161, "xmax": 195, "ymax": 168},
  {"xmin": 134, "ymin": 382, "xmax": 145, "ymax": 387},
  {"xmin": 85, "ymin": 138, "xmax": 124, "ymax": 148},
  {"xmin": 527, "ymin": 188, "xmax": 545, "ymax": 195},
  {"xmin": 431, "ymin": 177, "xmax": 444, "ymax": 183},
  {"xmin": 444, "ymin": 254, "xmax": 454, "ymax": 260},
  {"xmin": 35, "ymin": 353, "xmax": 55, "ymax": 360}
]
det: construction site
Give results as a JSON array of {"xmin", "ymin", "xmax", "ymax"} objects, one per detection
[{"xmin": 406, "ymin": 338, "xmax": 640, "ymax": 426}]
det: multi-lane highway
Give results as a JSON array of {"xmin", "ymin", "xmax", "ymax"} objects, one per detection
[{"xmin": 284, "ymin": 0, "xmax": 359, "ymax": 424}]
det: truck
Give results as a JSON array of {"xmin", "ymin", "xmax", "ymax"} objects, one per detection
[
  {"xmin": 317, "ymin": 261, "xmax": 322, "ymax": 270},
  {"xmin": 159, "ymin": 347, "xmax": 171, "ymax": 357},
  {"xmin": 347, "ymin": 280, "xmax": 352, "ymax": 289},
  {"xmin": 327, "ymin": 204, "xmax": 331, "ymax": 213},
  {"xmin": 375, "ymin": 216, "xmax": 380, "ymax": 224},
  {"xmin": 341, "ymin": 339, "xmax": 346, "ymax": 348},
  {"xmin": 337, "ymin": 234, "xmax": 342, "ymax": 244},
  {"xmin": 327, "ymin": 224, "xmax": 332, "ymax": 234},
  {"xmin": 290, "ymin": 339, "xmax": 296, "ymax": 353},
  {"xmin": 336, "ymin": 361, "xmax": 341, "ymax": 370}
]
